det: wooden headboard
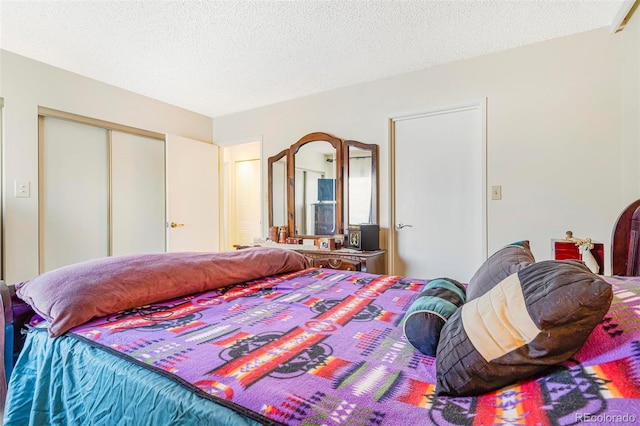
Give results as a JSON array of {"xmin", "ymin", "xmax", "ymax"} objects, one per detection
[{"xmin": 611, "ymin": 199, "xmax": 640, "ymax": 276}]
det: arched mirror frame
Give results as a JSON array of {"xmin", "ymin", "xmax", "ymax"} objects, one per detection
[
  {"xmin": 267, "ymin": 148, "xmax": 288, "ymax": 228},
  {"xmin": 344, "ymin": 140, "xmax": 379, "ymax": 227},
  {"xmin": 288, "ymin": 132, "xmax": 343, "ymax": 238}
]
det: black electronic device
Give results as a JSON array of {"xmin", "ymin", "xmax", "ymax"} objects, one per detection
[{"xmin": 347, "ymin": 224, "xmax": 379, "ymax": 251}]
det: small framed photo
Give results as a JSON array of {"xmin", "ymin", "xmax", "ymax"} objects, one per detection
[
  {"xmin": 317, "ymin": 237, "xmax": 335, "ymax": 251},
  {"xmin": 348, "ymin": 230, "xmax": 361, "ymax": 250}
]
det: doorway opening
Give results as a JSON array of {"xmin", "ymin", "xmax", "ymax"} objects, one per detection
[{"xmin": 221, "ymin": 140, "xmax": 262, "ymax": 250}]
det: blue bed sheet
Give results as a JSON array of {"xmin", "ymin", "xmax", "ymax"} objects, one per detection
[{"xmin": 3, "ymin": 325, "xmax": 261, "ymax": 426}]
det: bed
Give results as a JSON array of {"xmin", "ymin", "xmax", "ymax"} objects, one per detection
[{"xmin": 1, "ymin": 244, "xmax": 639, "ymax": 425}]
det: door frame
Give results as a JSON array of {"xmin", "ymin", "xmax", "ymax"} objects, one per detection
[{"xmin": 388, "ymin": 99, "xmax": 488, "ymax": 275}]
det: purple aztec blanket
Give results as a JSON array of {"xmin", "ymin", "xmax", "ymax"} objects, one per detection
[{"xmin": 70, "ymin": 270, "xmax": 640, "ymax": 426}]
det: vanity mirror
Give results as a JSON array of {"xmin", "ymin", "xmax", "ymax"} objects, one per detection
[
  {"xmin": 267, "ymin": 149, "xmax": 288, "ymax": 228},
  {"xmin": 290, "ymin": 132, "xmax": 342, "ymax": 237},
  {"xmin": 267, "ymin": 132, "xmax": 379, "ymax": 240},
  {"xmin": 344, "ymin": 140, "xmax": 378, "ymax": 227}
]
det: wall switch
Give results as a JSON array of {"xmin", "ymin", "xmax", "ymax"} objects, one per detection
[
  {"xmin": 14, "ymin": 180, "xmax": 31, "ymax": 198},
  {"xmin": 491, "ymin": 185, "xmax": 502, "ymax": 200}
]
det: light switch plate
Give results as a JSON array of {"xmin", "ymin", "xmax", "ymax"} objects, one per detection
[
  {"xmin": 14, "ymin": 180, "xmax": 30, "ymax": 198},
  {"xmin": 491, "ymin": 185, "xmax": 502, "ymax": 200}
]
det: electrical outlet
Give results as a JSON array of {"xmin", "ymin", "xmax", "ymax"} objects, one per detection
[
  {"xmin": 491, "ymin": 185, "xmax": 502, "ymax": 200},
  {"xmin": 14, "ymin": 180, "xmax": 31, "ymax": 198}
]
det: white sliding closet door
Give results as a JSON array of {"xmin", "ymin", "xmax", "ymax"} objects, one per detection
[
  {"xmin": 111, "ymin": 131, "xmax": 166, "ymax": 255},
  {"xmin": 41, "ymin": 117, "xmax": 109, "ymax": 272}
]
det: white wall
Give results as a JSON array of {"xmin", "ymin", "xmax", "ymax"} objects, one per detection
[
  {"xmin": 213, "ymin": 28, "xmax": 629, "ymax": 275},
  {"xmin": 0, "ymin": 50, "xmax": 213, "ymax": 283},
  {"xmin": 622, "ymin": 7, "xmax": 640, "ymax": 203},
  {"xmin": 2, "ymin": 25, "xmax": 636, "ymax": 281}
]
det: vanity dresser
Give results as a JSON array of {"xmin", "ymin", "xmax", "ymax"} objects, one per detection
[
  {"xmin": 298, "ymin": 249, "xmax": 385, "ymax": 274},
  {"xmin": 268, "ymin": 132, "xmax": 385, "ymax": 274}
]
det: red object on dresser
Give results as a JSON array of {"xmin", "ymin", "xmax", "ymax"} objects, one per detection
[{"xmin": 551, "ymin": 239, "xmax": 605, "ymax": 275}]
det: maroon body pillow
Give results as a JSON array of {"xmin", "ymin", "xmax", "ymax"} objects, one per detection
[{"xmin": 16, "ymin": 247, "xmax": 309, "ymax": 337}]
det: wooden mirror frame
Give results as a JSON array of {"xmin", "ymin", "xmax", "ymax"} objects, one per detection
[
  {"xmin": 267, "ymin": 149, "xmax": 288, "ymax": 228},
  {"xmin": 344, "ymin": 140, "xmax": 379, "ymax": 227},
  {"xmin": 267, "ymin": 132, "xmax": 379, "ymax": 240},
  {"xmin": 288, "ymin": 132, "xmax": 343, "ymax": 238}
]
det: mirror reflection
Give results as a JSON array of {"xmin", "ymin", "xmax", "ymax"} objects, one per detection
[
  {"xmin": 348, "ymin": 146, "xmax": 374, "ymax": 224},
  {"xmin": 268, "ymin": 150, "xmax": 288, "ymax": 227},
  {"xmin": 294, "ymin": 141, "xmax": 337, "ymax": 236}
]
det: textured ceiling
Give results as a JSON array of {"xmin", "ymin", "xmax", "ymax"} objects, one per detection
[{"xmin": 0, "ymin": 0, "xmax": 627, "ymax": 118}]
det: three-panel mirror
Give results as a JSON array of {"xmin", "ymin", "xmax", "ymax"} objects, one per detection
[{"xmin": 268, "ymin": 132, "xmax": 378, "ymax": 239}]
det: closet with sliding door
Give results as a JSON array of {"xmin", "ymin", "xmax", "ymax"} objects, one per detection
[{"xmin": 39, "ymin": 108, "xmax": 166, "ymax": 273}]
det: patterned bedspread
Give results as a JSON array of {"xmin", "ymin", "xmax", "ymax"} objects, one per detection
[{"xmin": 69, "ymin": 269, "xmax": 640, "ymax": 425}]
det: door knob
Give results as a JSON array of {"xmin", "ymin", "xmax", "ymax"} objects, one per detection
[
  {"xmin": 170, "ymin": 222, "xmax": 185, "ymax": 228},
  {"xmin": 396, "ymin": 223, "xmax": 413, "ymax": 230}
]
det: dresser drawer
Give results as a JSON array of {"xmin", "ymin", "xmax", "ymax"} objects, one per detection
[{"xmin": 298, "ymin": 249, "xmax": 386, "ymax": 274}]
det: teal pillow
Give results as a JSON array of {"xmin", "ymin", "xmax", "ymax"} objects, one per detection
[{"xmin": 402, "ymin": 278, "xmax": 466, "ymax": 356}]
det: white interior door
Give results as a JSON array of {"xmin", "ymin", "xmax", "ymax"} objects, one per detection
[
  {"xmin": 111, "ymin": 131, "xmax": 166, "ymax": 255},
  {"xmin": 392, "ymin": 101, "xmax": 487, "ymax": 282},
  {"xmin": 166, "ymin": 135, "xmax": 219, "ymax": 252},
  {"xmin": 233, "ymin": 159, "xmax": 261, "ymax": 246},
  {"xmin": 41, "ymin": 117, "xmax": 109, "ymax": 272}
]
